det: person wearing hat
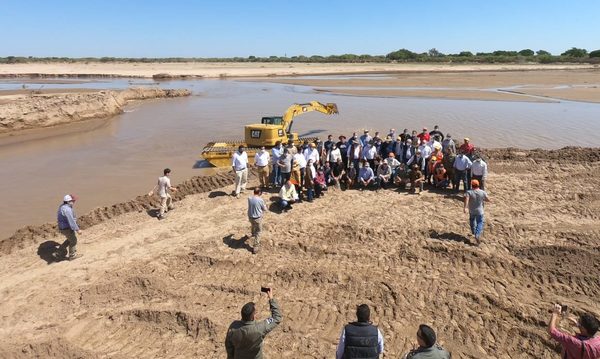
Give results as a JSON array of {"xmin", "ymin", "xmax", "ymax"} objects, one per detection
[
  {"xmin": 56, "ymin": 194, "xmax": 82, "ymax": 260},
  {"xmin": 417, "ymin": 127, "xmax": 431, "ymax": 143},
  {"xmin": 459, "ymin": 138, "xmax": 475, "ymax": 159},
  {"xmin": 403, "ymin": 324, "xmax": 450, "ymax": 359},
  {"xmin": 359, "ymin": 129, "xmax": 372, "ymax": 147},
  {"xmin": 464, "ymin": 179, "xmax": 490, "ymax": 244},
  {"xmin": 381, "ymin": 136, "xmax": 395, "ymax": 159}
]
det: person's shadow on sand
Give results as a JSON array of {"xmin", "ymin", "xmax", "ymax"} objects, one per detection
[
  {"xmin": 37, "ymin": 240, "xmax": 67, "ymax": 264},
  {"xmin": 429, "ymin": 230, "xmax": 474, "ymax": 246},
  {"xmin": 222, "ymin": 234, "xmax": 253, "ymax": 253}
]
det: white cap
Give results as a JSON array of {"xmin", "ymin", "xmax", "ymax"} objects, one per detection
[{"xmin": 63, "ymin": 194, "xmax": 75, "ymax": 202}]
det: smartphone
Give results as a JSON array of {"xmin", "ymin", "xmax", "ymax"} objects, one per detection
[
  {"xmin": 561, "ymin": 305, "xmax": 568, "ymax": 315},
  {"xmin": 260, "ymin": 287, "xmax": 270, "ymax": 293}
]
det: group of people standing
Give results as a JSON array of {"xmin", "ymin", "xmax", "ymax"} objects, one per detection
[
  {"xmin": 236, "ymin": 125, "xmax": 491, "ymax": 246},
  {"xmin": 259, "ymin": 126, "xmax": 488, "ymax": 197}
]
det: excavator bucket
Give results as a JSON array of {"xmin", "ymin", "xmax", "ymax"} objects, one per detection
[{"xmin": 325, "ymin": 103, "xmax": 339, "ymax": 114}]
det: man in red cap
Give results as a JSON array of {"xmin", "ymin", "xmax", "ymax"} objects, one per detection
[
  {"xmin": 56, "ymin": 194, "xmax": 82, "ymax": 260},
  {"xmin": 464, "ymin": 179, "xmax": 490, "ymax": 244},
  {"xmin": 417, "ymin": 128, "xmax": 431, "ymax": 143}
]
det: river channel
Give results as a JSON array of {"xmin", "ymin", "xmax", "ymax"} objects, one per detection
[{"xmin": 1, "ymin": 76, "xmax": 599, "ymax": 238}]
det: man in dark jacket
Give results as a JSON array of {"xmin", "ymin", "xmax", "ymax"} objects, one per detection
[
  {"xmin": 225, "ymin": 288, "xmax": 282, "ymax": 359},
  {"xmin": 403, "ymin": 324, "xmax": 451, "ymax": 359},
  {"xmin": 336, "ymin": 304, "xmax": 384, "ymax": 358}
]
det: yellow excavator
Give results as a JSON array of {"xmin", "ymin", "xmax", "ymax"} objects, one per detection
[{"xmin": 201, "ymin": 101, "xmax": 339, "ymax": 167}]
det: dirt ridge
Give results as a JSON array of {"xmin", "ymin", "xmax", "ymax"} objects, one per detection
[
  {"xmin": 0, "ymin": 87, "xmax": 191, "ymax": 134},
  {"xmin": 0, "ymin": 169, "xmax": 255, "ymax": 255}
]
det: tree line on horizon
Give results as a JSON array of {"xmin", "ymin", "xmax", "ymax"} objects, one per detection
[{"xmin": 1, "ymin": 48, "xmax": 599, "ymax": 64}]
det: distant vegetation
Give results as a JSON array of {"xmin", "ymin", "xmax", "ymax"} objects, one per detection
[{"xmin": 1, "ymin": 47, "xmax": 599, "ymax": 64}]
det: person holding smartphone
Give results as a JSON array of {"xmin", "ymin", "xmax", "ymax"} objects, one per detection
[
  {"xmin": 548, "ymin": 304, "xmax": 600, "ymax": 358},
  {"xmin": 225, "ymin": 287, "xmax": 282, "ymax": 359}
]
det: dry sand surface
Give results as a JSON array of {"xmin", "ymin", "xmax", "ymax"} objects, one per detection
[
  {"xmin": 314, "ymin": 88, "xmax": 553, "ymax": 102},
  {"xmin": 261, "ymin": 69, "xmax": 600, "ymax": 102},
  {"xmin": 0, "ymin": 147, "xmax": 598, "ymax": 358},
  {"xmin": 0, "ymin": 88, "xmax": 190, "ymax": 134},
  {"xmin": 0, "ymin": 62, "xmax": 596, "ymax": 79}
]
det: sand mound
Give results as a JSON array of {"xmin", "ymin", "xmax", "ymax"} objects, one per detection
[
  {"xmin": 0, "ymin": 170, "xmax": 257, "ymax": 255},
  {"xmin": 0, "ymin": 87, "xmax": 191, "ymax": 134},
  {"xmin": 0, "ymin": 147, "xmax": 598, "ymax": 358}
]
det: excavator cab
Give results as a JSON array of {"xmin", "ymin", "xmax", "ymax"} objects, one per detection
[{"xmin": 261, "ymin": 116, "xmax": 283, "ymax": 126}]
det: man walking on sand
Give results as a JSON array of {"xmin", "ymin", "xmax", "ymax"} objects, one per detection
[
  {"xmin": 225, "ymin": 288, "xmax": 283, "ymax": 359},
  {"xmin": 248, "ymin": 188, "xmax": 267, "ymax": 254},
  {"xmin": 148, "ymin": 168, "xmax": 178, "ymax": 220},
  {"xmin": 464, "ymin": 179, "xmax": 490, "ymax": 244},
  {"xmin": 232, "ymin": 145, "xmax": 249, "ymax": 198},
  {"xmin": 56, "ymin": 194, "xmax": 83, "ymax": 260}
]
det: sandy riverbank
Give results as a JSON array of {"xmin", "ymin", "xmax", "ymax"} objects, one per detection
[
  {"xmin": 0, "ymin": 62, "xmax": 597, "ymax": 79},
  {"xmin": 259, "ymin": 68, "xmax": 600, "ymax": 102},
  {"xmin": 0, "ymin": 147, "xmax": 598, "ymax": 358},
  {"xmin": 0, "ymin": 87, "xmax": 191, "ymax": 134}
]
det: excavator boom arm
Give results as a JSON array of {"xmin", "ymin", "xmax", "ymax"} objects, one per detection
[{"xmin": 282, "ymin": 101, "xmax": 339, "ymax": 134}]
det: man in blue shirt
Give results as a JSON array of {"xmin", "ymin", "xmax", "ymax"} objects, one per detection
[
  {"xmin": 357, "ymin": 162, "xmax": 375, "ymax": 190},
  {"xmin": 453, "ymin": 151, "xmax": 472, "ymax": 192},
  {"xmin": 56, "ymin": 194, "xmax": 83, "ymax": 260}
]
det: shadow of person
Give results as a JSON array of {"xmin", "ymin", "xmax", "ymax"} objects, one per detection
[
  {"xmin": 37, "ymin": 240, "xmax": 66, "ymax": 264},
  {"xmin": 146, "ymin": 208, "xmax": 160, "ymax": 218},
  {"xmin": 268, "ymin": 201, "xmax": 283, "ymax": 214},
  {"xmin": 222, "ymin": 234, "xmax": 253, "ymax": 253},
  {"xmin": 429, "ymin": 230, "xmax": 474, "ymax": 246},
  {"xmin": 208, "ymin": 191, "xmax": 228, "ymax": 198}
]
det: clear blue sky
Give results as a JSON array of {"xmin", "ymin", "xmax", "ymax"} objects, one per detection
[{"xmin": 1, "ymin": 0, "xmax": 598, "ymax": 57}]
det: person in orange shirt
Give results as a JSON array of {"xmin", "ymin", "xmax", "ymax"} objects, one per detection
[
  {"xmin": 428, "ymin": 147, "xmax": 443, "ymax": 184},
  {"xmin": 432, "ymin": 161, "xmax": 449, "ymax": 188}
]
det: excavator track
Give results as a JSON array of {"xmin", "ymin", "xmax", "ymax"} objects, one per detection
[{"xmin": 201, "ymin": 137, "xmax": 319, "ymax": 167}]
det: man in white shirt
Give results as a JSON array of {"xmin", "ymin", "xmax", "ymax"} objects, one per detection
[
  {"xmin": 328, "ymin": 144, "xmax": 342, "ymax": 167},
  {"xmin": 254, "ymin": 146, "xmax": 270, "ymax": 189},
  {"xmin": 471, "ymin": 156, "xmax": 488, "ymax": 190},
  {"xmin": 362, "ymin": 141, "xmax": 377, "ymax": 169},
  {"xmin": 303, "ymin": 143, "xmax": 320, "ymax": 164},
  {"xmin": 232, "ymin": 145, "xmax": 249, "ymax": 198},
  {"xmin": 148, "ymin": 168, "xmax": 178, "ymax": 220},
  {"xmin": 293, "ymin": 149, "xmax": 307, "ymax": 190},
  {"xmin": 347, "ymin": 140, "xmax": 362, "ymax": 174}
]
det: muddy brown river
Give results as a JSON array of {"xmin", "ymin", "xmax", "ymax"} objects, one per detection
[{"xmin": 1, "ymin": 77, "xmax": 599, "ymax": 238}]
